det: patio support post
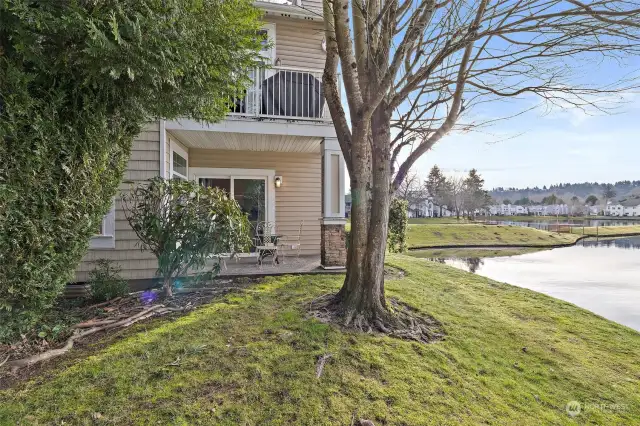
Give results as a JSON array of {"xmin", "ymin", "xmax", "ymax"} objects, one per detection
[{"xmin": 320, "ymin": 137, "xmax": 347, "ymax": 269}]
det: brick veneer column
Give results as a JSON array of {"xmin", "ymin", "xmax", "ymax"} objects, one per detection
[{"xmin": 321, "ymin": 223, "xmax": 347, "ymax": 268}]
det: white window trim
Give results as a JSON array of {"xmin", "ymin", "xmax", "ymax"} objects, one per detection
[
  {"xmin": 89, "ymin": 198, "xmax": 116, "ymax": 249},
  {"xmin": 190, "ymin": 167, "xmax": 276, "ymax": 225},
  {"xmin": 170, "ymin": 138, "xmax": 189, "ymax": 180}
]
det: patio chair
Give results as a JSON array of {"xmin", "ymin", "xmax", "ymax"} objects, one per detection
[
  {"xmin": 254, "ymin": 221, "xmax": 278, "ymax": 267},
  {"xmin": 278, "ymin": 220, "xmax": 303, "ymax": 263}
]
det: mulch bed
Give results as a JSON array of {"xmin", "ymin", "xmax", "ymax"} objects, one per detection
[{"xmin": 0, "ymin": 277, "xmax": 259, "ymax": 389}]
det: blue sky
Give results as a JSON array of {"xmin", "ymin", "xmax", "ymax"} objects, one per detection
[
  {"xmin": 411, "ymin": 90, "xmax": 640, "ymax": 189},
  {"xmin": 337, "ymin": 3, "xmax": 640, "ymax": 192}
]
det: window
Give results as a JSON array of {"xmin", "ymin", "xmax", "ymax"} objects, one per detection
[
  {"xmin": 89, "ymin": 199, "xmax": 116, "ymax": 249},
  {"xmin": 170, "ymin": 138, "xmax": 189, "ymax": 180},
  {"xmin": 190, "ymin": 168, "xmax": 276, "ymax": 227}
]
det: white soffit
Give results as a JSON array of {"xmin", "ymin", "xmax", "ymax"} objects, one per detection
[{"xmin": 168, "ymin": 130, "xmax": 322, "ymax": 153}]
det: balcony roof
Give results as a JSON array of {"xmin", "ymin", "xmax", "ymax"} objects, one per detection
[{"xmin": 254, "ymin": 1, "xmax": 322, "ymax": 20}]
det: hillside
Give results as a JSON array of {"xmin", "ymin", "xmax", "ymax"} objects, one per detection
[{"xmin": 490, "ymin": 181, "xmax": 640, "ymax": 204}]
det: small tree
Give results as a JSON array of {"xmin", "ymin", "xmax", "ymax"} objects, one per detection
[
  {"xmin": 443, "ymin": 176, "xmax": 466, "ymax": 219},
  {"xmin": 586, "ymin": 195, "xmax": 599, "ymax": 206},
  {"xmin": 425, "ymin": 166, "xmax": 447, "ymax": 216},
  {"xmin": 603, "ymin": 184, "xmax": 617, "ymax": 212},
  {"xmin": 462, "ymin": 169, "xmax": 489, "ymax": 218},
  {"xmin": 123, "ymin": 178, "xmax": 251, "ymax": 297},
  {"xmin": 397, "ymin": 172, "xmax": 429, "ymax": 217}
]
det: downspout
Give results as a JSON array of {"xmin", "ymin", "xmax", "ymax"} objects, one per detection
[{"xmin": 159, "ymin": 119, "xmax": 166, "ymax": 179}]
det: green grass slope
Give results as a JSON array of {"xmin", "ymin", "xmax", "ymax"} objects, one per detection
[
  {"xmin": 1, "ymin": 257, "xmax": 638, "ymax": 425},
  {"xmin": 407, "ymin": 224, "xmax": 580, "ymax": 248}
]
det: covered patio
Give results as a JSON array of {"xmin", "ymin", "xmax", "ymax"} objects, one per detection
[{"xmin": 215, "ymin": 255, "xmax": 344, "ymax": 277}]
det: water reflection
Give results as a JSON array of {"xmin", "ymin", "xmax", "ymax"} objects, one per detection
[
  {"xmin": 426, "ymin": 236, "xmax": 640, "ymax": 331},
  {"xmin": 488, "ymin": 219, "xmax": 640, "ymax": 231},
  {"xmin": 430, "ymin": 257, "xmax": 484, "ymax": 273},
  {"xmin": 577, "ymin": 236, "xmax": 640, "ymax": 249}
]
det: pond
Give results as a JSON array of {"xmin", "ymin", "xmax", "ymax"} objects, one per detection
[
  {"xmin": 422, "ymin": 236, "xmax": 640, "ymax": 332},
  {"xmin": 484, "ymin": 219, "xmax": 640, "ymax": 231}
]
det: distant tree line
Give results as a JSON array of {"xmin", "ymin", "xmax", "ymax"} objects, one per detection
[{"xmin": 397, "ymin": 166, "xmax": 491, "ymax": 219}]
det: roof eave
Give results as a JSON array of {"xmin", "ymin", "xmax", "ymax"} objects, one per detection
[{"xmin": 254, "ymin": 1, "xmax": 322, "ymax": 20}]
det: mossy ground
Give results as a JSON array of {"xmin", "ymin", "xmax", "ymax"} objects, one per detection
[
  {"xmin": 1, "ymin": 256, "xmax": 639, "ymax": 425},
  {"xmin": 407, "ymin": 224, "xmax": 580, "ymax": 248}
]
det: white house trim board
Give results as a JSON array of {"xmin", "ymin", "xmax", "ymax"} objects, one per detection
[
  {"xmin": 159, "ymin": 120, "xmax": 167, "ymax": 178},
  {"xmin": 89, "ymin": 198, "xmax": 116, "ymax": 249},
  {"xmin": 321, "ymin": 138, "xmax": 345, "ymax": 219},
  {"xmin": 189, "ymin": 167, "xmax": 276, "ymax": 226}
]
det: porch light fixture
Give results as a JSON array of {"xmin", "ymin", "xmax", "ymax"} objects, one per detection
[{"xmin": 275, "ymin": 176, "xmax": 283, "ymax": 188}]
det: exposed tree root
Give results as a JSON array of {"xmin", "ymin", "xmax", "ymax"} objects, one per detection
[
  {"xmin": 315, "ymin": 353, "xmax": 332, "ymax": 378},
  {"xmin": 308, "ymin": 294, "xmax": 444, "ymax": 344},
  {"xmin": 5, "ymin": 305, "xmax": 166, "ymax": 372}
]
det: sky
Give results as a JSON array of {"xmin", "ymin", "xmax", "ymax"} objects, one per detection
[
  {"xmin": 410, "ymin": 90, "xmax": 640, "ymax": 190},
  {"xmin": 338, "ymin": 3, "xmax": 640, "ymax": 192}
]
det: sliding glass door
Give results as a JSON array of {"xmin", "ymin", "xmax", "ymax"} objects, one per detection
[{"xmin": 199, "ymin": 176, "xmax": 267, "ymax": 228}]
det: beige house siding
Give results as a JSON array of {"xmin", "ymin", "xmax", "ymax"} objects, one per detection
[
  {"xmin": 264, "ymin": 15, "xmax": 326, "ymax": 70},
  {"xmin": 189, "ymin": 149, "xmax": 322, "ymax": 255},
  {"xmin": 75, "ymin": 122, "xmax": 161, "ymax": 282},
  {"xmin": 301, "ymin": 0, "xmax": 323, "ymax": 15}
]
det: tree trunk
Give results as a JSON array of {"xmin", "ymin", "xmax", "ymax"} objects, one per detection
[
  {"xmin": 335, "ymin": 106, "xmax": 392, "ymax": 325},
  {"xmin": 163, "ymin": 276, "xmax": 173, "ymax": 297}
]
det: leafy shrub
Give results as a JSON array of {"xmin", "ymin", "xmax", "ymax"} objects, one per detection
[
  {"xmin": 0, "ymin": 1, "xmax": 262, "ymax": 341},
  {"xmin": 388, "ymin": 198, "xmax": 409, "ymax": 253},
  {"xmin": 123, "ymin": 178, "xmax": 252, "ymax": 296},
  {"xmin": 88, "ymin": 260, "xmax": 130, "ymax": 303}
]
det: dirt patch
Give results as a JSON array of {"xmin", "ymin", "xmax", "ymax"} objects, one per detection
[
  {"xmin": 384, "ymin": 266, "xmax": 406, "ymax": 280},
  {"xmin": 0, "ymin": 277, "xmax": 260, "ymax": 389}
]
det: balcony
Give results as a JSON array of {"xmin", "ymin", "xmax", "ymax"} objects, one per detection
[{"xmin": 229, "ymin": 66, "xmax": 333, "ymax": 122}]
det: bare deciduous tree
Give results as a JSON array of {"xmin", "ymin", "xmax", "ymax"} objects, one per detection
[
  {"xmin": 397, "ymin": 171, "xmax": 430, "ymax": 216},
  {"xmin": 320, "ymin": 0, "xmax": 640, "ymax": 335}
]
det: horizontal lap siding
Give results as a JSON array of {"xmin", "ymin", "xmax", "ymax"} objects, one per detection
[
  {"xmin": 75, "ymin": 122, "xmax": 161, "ymax": 282},
  {"xmin": 190, "ymin": 149, "xmax": 321, "ymax": 255},
  {"xmin": 265, "ymin": 16, "xmax": 326, "ymax": 70}
]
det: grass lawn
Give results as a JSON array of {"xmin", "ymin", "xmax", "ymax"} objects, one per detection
[
  {"xmin": 407, "ymin": 224, "xmax": 580, "ymax": 248},
  {"xmin": 409, "ymin": 217, "xmax": 471, "ymax": 224},
  {"xmin": 571, "ymin": 225, "xmax": 640, "ymax": 237},
  {"xmin": 406, "ymin": 247, "xmax": 549, "ymax": 259},
  {"xmin": 1, "ymin": 256, "xmax": 638, "ymax": 424}
]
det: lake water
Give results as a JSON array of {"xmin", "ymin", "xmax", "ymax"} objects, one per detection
[
  {"xmin": 486, "ymin": 219, "xmax": 640, "ymax": 230},
  {"xmin": 428, "ymin": 237, "xmax": 640, "ymax": 332}
]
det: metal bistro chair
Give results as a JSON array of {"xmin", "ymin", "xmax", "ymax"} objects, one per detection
[
  {"xmin": 278, "ymin": 220, "xmax": 303, "ymax": 263},
  {"xmin": 254, "ymin": 221, "xmax": 278, "ymax": 267}
]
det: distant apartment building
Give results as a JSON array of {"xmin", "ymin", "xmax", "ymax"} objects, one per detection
[
  {"xmin": 408, "ymin": 198, "xmax": 435, "ymax": 218},
  {"xmin": 606, "ymin": 201, "xmax": 640, "ymax": 217},
  {"xmin": 488, "ymin": 203, "xmax": 570, "ymax": 216}
]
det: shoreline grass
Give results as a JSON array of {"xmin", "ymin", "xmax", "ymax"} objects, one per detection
[
  {"xmin": 406, "ymin": 247, "xmax": 549, "ymax": 259},
  {"xmin": 407, "ymin": 223, "xmax": 580, "ymax": 249},
  {"xmin": 1, "ymin": 256, "xmax": 638, "ymax": 424}
]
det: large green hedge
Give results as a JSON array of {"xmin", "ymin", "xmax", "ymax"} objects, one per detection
[{"xmin": 0, "ymin": 0, "xmax": 262, "ymax": 341}]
